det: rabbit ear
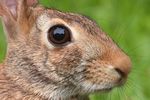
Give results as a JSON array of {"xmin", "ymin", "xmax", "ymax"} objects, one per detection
[
  {"xmin": 0, "ymin": 0, "xmax": 38, "ymax": 40},
  {"xmin": 0, "ymin": 0, "xmax": 17, "ymax": 18}
]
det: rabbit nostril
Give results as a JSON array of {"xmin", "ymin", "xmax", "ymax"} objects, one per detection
[
  {"xmin": 115, "ymin": 68, "xmax": 126, "ymax": 85},
  {"xmin": 115, "ymin": 68, "xmax": 125, "ymax": 78}
]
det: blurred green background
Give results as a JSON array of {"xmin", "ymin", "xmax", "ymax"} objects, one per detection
[{"xmin": 0, "ymin": 0, "xmax": 150, "ymax": 100}]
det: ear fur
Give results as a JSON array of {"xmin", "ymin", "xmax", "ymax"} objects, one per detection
[{"xmin": 0, "ymin": 0, "xmax": 38, "ymax": 41}]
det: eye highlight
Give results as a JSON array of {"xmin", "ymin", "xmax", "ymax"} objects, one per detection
[{"xmin": 47, "ymin": 25, "xmax": 71, "ymax": 46}]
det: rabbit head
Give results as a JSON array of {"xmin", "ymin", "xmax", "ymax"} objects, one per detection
[{"xmin": 0, "ymin": 0, "xmax": 131, "ymax": 99}]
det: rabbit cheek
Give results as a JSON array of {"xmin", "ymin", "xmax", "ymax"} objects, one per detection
[
  {"xmin": 49, "ymin": 46, "xmax": 82, "ymax": 76},
  {"xmin": 75, "ymin": 61, "xmax": 121, "ymax": 93}
]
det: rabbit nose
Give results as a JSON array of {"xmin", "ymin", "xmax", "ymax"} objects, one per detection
[{"xmin": 112, "ymin": 54, "xmax": 132, "ymax": 79}]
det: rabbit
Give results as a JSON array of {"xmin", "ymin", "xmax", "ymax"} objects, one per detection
[{"xmin": 0, "ymin": 0, "xmax": 132, "ymax": 100}]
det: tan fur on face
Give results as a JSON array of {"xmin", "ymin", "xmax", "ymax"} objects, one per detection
[{"xmin": 0, "ymin": 0, "xmax": 131, "ymax": 100}]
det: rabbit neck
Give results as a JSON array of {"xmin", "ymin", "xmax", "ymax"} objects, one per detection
[
  {"xmin": 0, "ymin": 65, "xmax": 87, "ymax": 100},
  {"xmin": 0, "ymin": 63, "xmax": 45, "ymax": 100}
]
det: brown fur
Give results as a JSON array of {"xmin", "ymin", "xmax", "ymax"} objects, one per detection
[{"xmin": 0, "ymin": 0, "xmax": 131, "ymax": 100}]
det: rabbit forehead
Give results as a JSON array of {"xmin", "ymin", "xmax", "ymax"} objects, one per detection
[{"xmin": 36, "ymin": 10, "xmax": 106, "ymax": 36}]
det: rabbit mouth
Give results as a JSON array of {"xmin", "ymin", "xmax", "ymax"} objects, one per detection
[
  {"xmin": 76, "ymin": 80, "xmax": 117, "ymax": 94},
  {"xmin": 93, "ymin": 87, "xmax": 113, "ymax": 93}
]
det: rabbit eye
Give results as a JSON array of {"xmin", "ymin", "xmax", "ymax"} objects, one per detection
[{"xmin": 48, "ymin": 25, "xmax": 71, "ymax": 46}]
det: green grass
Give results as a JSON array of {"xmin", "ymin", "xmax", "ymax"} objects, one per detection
[
  {"xmin": 0, "ymin": 21, "xmax": 6, "ymax": 63},
  {"xmin": 0, "ymin": 0, "xmax": 150, "ymax": 100}
]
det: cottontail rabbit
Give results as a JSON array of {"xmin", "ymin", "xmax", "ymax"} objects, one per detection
[{"xmin": 0, "ymin": 0, "xmax": 131, "ymax": 100}]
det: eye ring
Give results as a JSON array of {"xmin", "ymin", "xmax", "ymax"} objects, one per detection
[{"xmin": 47, "ymin": 24, "xmax": 72, "ymax": 47}]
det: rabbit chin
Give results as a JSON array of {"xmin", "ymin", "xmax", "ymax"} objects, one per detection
[
  {"xmin": 77, "ymin": 81, "xmax": 115, "ymax": 94},
  {"xmin": 43, "ymin": 83, "xmax": 114, "ymax": 100},
  {"xmin": 50, "ymin": 82, "xmax": 114, "ymax": 99}
]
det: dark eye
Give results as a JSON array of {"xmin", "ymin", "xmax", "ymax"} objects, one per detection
[{"xmin": 48, "ymin": 25, "xmax": 71, "ymax": 46}]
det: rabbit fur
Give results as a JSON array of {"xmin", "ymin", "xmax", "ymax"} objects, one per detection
[{"xmin": 0, "ymin": 0, "xmax": 131, "ymax": 100}]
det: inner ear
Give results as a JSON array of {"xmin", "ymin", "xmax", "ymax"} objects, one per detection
[
  {"xmin": 1, "ymin": 0, "xmax": 38, "ymax": 20},
  {"xmin": 5, "ymin": 0, "xmax": 17, "ymax": 19},
  {"xmin": 0, "ymin": 0, "xmax": 38, "ymax": 41}
]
